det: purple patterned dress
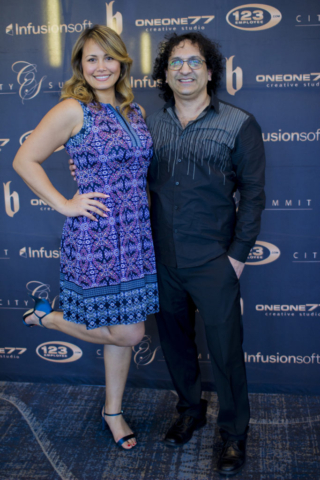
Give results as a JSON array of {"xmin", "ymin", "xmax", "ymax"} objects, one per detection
[{"xmin": 59, "ymin": 101, "xmax": 159, "ymax": 330}]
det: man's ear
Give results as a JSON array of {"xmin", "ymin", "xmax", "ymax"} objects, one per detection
[{"xmin": 208, "ymin": 70, "xmax": 212, "ymax": 81}]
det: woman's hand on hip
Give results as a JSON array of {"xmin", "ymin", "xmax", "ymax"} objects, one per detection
[{"xmin": 63, "ymin": 191, "xmax": 110, "ymax": 221}]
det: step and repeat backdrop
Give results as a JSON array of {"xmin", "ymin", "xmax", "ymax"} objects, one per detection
[{"xmin": 1, "ymin": 0, "xmax": 319, "ymax": 393}]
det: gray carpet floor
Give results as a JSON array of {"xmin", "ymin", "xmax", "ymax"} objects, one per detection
[{"xmin": 0, "ymin": 382, "xmax": 319, "ymax": 480}]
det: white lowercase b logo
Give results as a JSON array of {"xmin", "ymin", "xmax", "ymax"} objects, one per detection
[
  {"xmin": 106, "ymin": 1, "xmax": 123, "ymax": 35},
  {"xmin": 226, "ymin": 56, "xmax": 243, "ymax": 96},
  {"xmin": 3, "ymin": 181, "xmax": 20, "ymax": 217}
]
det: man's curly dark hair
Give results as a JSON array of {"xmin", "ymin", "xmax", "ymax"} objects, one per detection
[{"xmin": 152, "ymin": 32, "xmax": 224, "ymax": 102}]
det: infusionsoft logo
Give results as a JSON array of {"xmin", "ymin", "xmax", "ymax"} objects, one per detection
[
  {"xmin": 130, "ymin": 76, "xmax": 158, "ymax": 89},
  {"xmin": 246, "ymin": 241, "xmax": 280, "ymax": 265},
  {"xmin": 245, "ymin": 352, "xmax": 320, "ymax": 364},
  {"xmin": 263, "ymin": 129, "xmax": 320, "ymax": 142},
  {"xmin": 36, "ymin": 342, "xmax": 83, "ymax": 363},
  {"xmin": 5, "ymin": 20, "xmax": 92, "ymax": 36},
  {"xmin": 19, "ymin": 247, "xmax": 60, "ymax": 258},
  {"xmin": 226, "ymin": 4, "xmax": 282, "ymax": 31}
]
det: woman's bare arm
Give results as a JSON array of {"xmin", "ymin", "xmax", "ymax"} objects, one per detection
[{"xmin": 13, "ymin": 99, "xmax": 109, "ymax": 221}]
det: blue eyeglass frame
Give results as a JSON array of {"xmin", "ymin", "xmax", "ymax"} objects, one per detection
[{"xmin": 168, "ymin": 58, "xmax": 206, "ymax": 70}]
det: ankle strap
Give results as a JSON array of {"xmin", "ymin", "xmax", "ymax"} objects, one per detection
[{"xmin": 103, "ymin": 409, "xmax": 123, "ymax": 417}]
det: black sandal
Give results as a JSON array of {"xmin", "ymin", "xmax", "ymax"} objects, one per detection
[{"xmin": 101, "ymin": 405, "xmax": 137, "ymax": 449}]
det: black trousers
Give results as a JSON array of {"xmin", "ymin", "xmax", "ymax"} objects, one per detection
[{"xmin": 155, "ymin": 253, "xmax": 250, "ymax": 439}]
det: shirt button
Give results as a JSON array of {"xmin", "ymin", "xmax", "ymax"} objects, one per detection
[
  {"xmin": 174, "ymin": 229, "xmax": 178, "ymax": 233},
  {"xmin": 175, "ymin": 181, "xmax": 179, "ymax": 186},
  {"xmin": 174, "ymin": 205, "xmax": 178, "ymax": 210},
  {"xmin": 177, "ymin": 159, "xmax": 182, "ymax": 163}
]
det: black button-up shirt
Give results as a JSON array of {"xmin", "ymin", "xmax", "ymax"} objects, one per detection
[{"xmin": 146, "ymin": 93, "xmax": 266, "ymax": 268}]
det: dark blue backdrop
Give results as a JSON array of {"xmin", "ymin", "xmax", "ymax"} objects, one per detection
[{"xmin": 1, "ymin": 0, "xmax": 319, "ymax": 393}]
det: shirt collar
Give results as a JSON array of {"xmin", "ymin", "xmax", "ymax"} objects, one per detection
[{"xmin": 164, "ymin": 91, "xmax": 220, "ymax": 114}]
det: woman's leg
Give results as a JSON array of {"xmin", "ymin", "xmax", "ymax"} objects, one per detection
[
  {"xmin": 24, "ymin": 307, "xmax": 145, "ymax": 450},
  {"xmin": 102, "ymin": 344, "xmax": 137, "ymax": 448},
  {"xmin": 24, "ymin": 309, "xmax": 145, "ymax": 346}
]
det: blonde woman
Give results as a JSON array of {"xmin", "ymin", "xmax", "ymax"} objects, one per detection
[{"xmin": 13, "ymin": 25, "xmax": 159, "ymax": 450}]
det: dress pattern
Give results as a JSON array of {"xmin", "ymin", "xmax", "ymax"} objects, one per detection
[{"xmin": 59, "ymin": 101, "xmax": 159, "ymax": 329}]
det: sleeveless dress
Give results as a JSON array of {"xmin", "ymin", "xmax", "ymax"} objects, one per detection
[{"xmin": 59, "ymin": 101, "xmax": 159, "ymax": 330}]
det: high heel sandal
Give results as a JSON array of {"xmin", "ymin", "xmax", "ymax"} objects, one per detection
[
  {"xmin": 101, "ymin": 405, "xmax": 137, "ymax": 449},
  {"xmin": 22, "ymin": 294, "xmax": 53, "ymax": 328}
]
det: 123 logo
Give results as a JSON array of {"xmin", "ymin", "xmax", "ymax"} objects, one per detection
[
  {"xmin": 36, "ymin": 341, "xmax": 82, "ymax": 363},
  {"xmin": 226, "ymin": 4, "xmax": 282, "ymax": 31},
  {"xmin": 246, "ymin": 241, "xmax": 280, "ymax": 265}
]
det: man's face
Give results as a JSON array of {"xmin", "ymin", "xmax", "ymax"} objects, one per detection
[{"xmin": 166, "ymin": 40, "xmax": 212, "ymax": 101}]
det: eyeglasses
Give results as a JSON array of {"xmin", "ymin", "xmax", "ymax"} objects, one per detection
[{"xmin": 168, "ymin": 57, "xmax": 206, "ymax": 71}]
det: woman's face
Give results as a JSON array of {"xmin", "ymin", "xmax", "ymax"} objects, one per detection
[{"xmin": 81, "ymin": 38, "xmax": 121, "ymax": 100}]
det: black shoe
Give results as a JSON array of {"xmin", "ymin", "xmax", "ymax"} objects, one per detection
[
  {"xmin": 217, "ymin": 439, "xmax": 246, "ymax": 476},
  {"xmin": 163, "ymin": 415, "xmax": 207, "ymax": 447}
]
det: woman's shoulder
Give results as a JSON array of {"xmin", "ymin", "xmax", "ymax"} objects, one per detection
[
  {"xmin": 38, "ymin": 98, "xmax": 84, "ymax": 131},
  {"xmin": 54, "ymin": 98, "xmax": 85, "ymax": 120}
]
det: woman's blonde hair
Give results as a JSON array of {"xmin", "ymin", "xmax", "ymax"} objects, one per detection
[{"xmin": 60, "ymin": 25, "xmax": 134, "ymax": 118}]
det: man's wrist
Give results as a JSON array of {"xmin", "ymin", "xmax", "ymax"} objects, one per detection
[{"xmin": 227, "ymin": 242, "xmax": 251, "ymax": 264}]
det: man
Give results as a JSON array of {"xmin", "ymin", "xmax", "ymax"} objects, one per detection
[
  {"xmin": 146, "ymin": 33, "xmax": 265, "ymax": 476},
  {"xmin": 69, "ymin": 31, "xmax": 265, "ymax": 476}
]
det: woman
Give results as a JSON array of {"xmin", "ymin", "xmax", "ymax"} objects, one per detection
[{"xmin": 13, "ymin": 25, "xmax": 159, "ymax": 450}]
